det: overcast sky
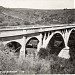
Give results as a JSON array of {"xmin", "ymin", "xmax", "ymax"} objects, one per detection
[{"xmin": 0, "ymin": 0, "xmax": 74, "ymax": 9}]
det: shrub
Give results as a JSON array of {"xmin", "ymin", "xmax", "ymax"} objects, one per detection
[
  {"xmin": 38, "ymin": 48, "xmax": 49, "ymax": 59},
  {"xmin": 0, "ymin": 42, "xmax": 20, "ymax": 71},
  {"xmin": 18, "ymin": 56, "xmax": 51, "ymax": 74},
  {"xmin": 24, "ymin": 21, "xmax": 31, "ymax": 25},
  {"xmin": 32, "ymin": 59, "xmax": 51, "ymax": 74},
  {"xmin": 1, "ymin": 51, "xmax": 21, "ymax": 71},
  {"xmin": 19, "ymin": 60, "xmax": 34, "ymax": 74}
]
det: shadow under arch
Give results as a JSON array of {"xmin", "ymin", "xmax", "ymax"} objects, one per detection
[
  {"xmin": 26, "ymin": 37, "xmax": 39, "ymax": 57},
  {"xmin": 5, "ymin": 41, "xmax": 22, "ymax": 57},
  {"xmin": 68, "ymin": 30, "xmax": 75, "ymax": 47},
  {"xmin": 68, "ymin": 29, "xmax": 75, "ymax": 61},
  {"xmin": 46, "ymin": 33, "xmax": 65, "ymax": 55},
  {"xmin": 68, "ymin": 29, "xmax": 75, "ymax": 48}
]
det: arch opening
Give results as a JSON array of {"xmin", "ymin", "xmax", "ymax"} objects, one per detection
[
  {"xmin": 46, "ymin": 33, "xmax": 65, "ymax": 55},
  {"xmin": 26, "ymin": 37, "xmax": 39, "ymax": 57},
  {"xmin": 5, "ymin": 41, "xmax": 22, "ymax": 57},
  {"xmin": 68, "ymin": 30, "xmax": 75, "ymax": 48},
  {"xmin": 68, "ymin": 30, "xmax": 75, "ymax": 60}
]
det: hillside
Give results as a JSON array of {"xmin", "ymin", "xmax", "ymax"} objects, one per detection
[{"xmin": 0, "ymin": 6, "xmax": 75, "ymax": 26}]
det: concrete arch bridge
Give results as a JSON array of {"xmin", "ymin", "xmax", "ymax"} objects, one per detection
[{"xmin": 0, "ymin": 24, "xmax": 75, "ymax": 60}]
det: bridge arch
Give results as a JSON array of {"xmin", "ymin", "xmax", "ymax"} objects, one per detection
[
  {"xmin": 26, "ymin": 36, "xmax": 39, "ymax": 44},
  {"xmin": 68, "ymin": 28, "xmax": 75, "ymax": 47},
  {"xmin": 26, "ymin": 37, "xmax": 39, "ymax": 57},
  {"xmin": 46, "ymin": 31, "xmax": 65, "ymax": 55},
  {"xmin": 26, "ymin": 37, "xmax": 39, "ymax": 47},
  {"xmin": 44, "ymin": 31, "xmax": 64, "ymax": 48},
  {"xmin": 67, "ymin": 28, "xmax": 75, "ymax": 60},
  {"xmin": 5, "ymin": 41, "xmax": 22, "ymax": 57},
  {"xmin": 68, "ymin": 28, "xmax": 75, "ymax": 42}
]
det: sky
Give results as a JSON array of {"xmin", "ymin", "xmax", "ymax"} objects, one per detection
[{"xmin": 0, "ymin": 0, "xmax": 74, "ymax": 9}]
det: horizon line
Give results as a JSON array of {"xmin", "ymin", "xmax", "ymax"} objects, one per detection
[{"xmin": 1, "ymin": 6, "xmax": 74, "ymax": 10}]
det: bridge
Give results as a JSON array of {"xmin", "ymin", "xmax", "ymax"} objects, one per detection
[{"xmin": 0, "ymin": 24, "xmax": 75, "ymax": 60}]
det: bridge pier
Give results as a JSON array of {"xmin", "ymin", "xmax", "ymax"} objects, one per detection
[
  {"xmin": 37, "ymin": 33, "xmax": 42, "ymax": 52},
  {"xmin": 42, "ymin": 33, "xmax": 47, "ymax": 48},
  {"xmin": 64, "ymin": 29, "xmax": 69, "ymax": 49},
  {"xmin": 58, "ymin": 29, "xmax": 70, "ymax": 59},
  {"xmin": 19, "ymin": 35, "xmax": 26, "ymax": 61},
  {"xmin": 58, "ymin": 47, "xmax": 70, "ymax": 59}
]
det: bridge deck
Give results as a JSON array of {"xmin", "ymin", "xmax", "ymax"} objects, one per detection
[
  {"xmin": 0, "ymin": 24, "xmax": 75, "ymax": 37},
  {"xmin": 0, "ymin": 24, "xmax": 75, "ymax": 31}
]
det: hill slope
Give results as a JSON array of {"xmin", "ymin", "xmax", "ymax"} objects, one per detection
[{"xmin": 0, "ymin": 6, "xmax": 75, "ymax": 26}]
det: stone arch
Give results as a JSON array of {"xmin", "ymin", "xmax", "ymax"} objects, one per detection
[
  {"xmin": 5, "ymin": 41, "xmax": 22, "ymax": 57},
  {"xmin": 46, "ymin": 31, "xmax": 65, "ymax": 55}
]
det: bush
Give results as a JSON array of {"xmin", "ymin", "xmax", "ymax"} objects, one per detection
[
  {"xmin": 33, "ymin": 59, "xmax": 51, "ymax": 74},
  {"xmin": 24, "ymin": 21, "xmax": 31, "ymax": 25},
  {"xmin": 38, "ymin": 48, "xmax": 49, "ymax": 59},
  {"xmin": 0, "ymin": 50, "xmax": 20, "ymax": 71},
  {"xmin": 18, "ymin": 56, "xmax": 51, "ymax": 74},
  {"xmin": 0, "ymin": 42, "xmax": 20, "ymax": 71}
]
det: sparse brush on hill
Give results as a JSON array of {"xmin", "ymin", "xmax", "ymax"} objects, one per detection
[{"xmin": 0, "ymin": 6, "xmax": 74, "ymax": 26}]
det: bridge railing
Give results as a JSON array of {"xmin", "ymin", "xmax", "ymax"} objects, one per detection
[{"xmin": 0, "ymin": 24, "xmax": 75, "ymax": 30}]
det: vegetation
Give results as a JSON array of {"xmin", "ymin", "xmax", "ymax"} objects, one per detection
[
  {"xmin": 38, "ymin": 48, "xmax": 75, "ymax": 74},
  {"xmin": 0, "ymin": 40, "xmax": 75, "ymax": 74},
  {"xmin": 0, "ymin": 6, "xmax": 74, "ymax": 27}
]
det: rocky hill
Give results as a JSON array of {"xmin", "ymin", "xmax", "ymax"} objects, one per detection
[{"xmin": 0, "ymin": 6, "xmax": 74, "ymax": 26}]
